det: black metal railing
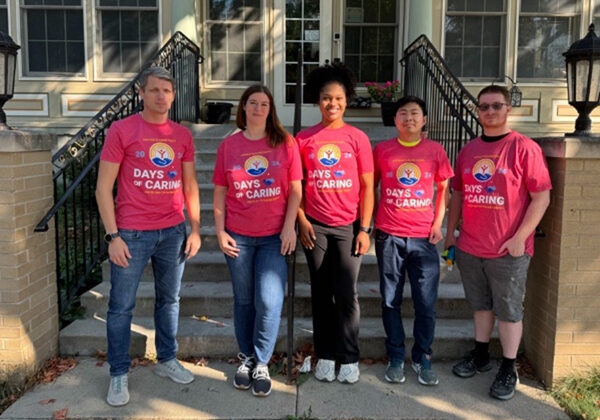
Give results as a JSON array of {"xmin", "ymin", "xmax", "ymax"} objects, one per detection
[
  {"xmin": 401, "ymin": 35, "xmax": 482, "ymax": 164},
  {"xmin": 35, "ymin": 31, "xmax": 203, "ymax": 324}
]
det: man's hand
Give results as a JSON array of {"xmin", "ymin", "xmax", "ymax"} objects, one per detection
[
  {"xmin": 185, "ymin": 232, "xmax": 201, "ymax": 259},
  {"xmin": 498, "ymin": 235, "xmax": 525, "ymax": 257},
  {"xmin": 108, "ymin": 238, "xmax": 131, "ymax": 268},
  {"xmin": 298, "ymin": 218, "xmax": 316, "ymax": 250},
  {"xmin": 280, "ymin": 226, "xmax": 297, "ymax": 255},
  {"xmin": 217, "ymin": 230, "xmax": 240, "ymax": 258},
  {"xmin": 354, "ymin": 231, "xmax": 370, "ymax": 255},
  {"xmin": 444, "ymin": 233, "xmax": 456, "ymax": 250}
]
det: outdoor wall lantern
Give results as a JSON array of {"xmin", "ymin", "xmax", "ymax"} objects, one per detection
[
  {"xmin": 0, "ymin": 31, "xmax": 19, "ymax": 131},
  {"xmin": 563, "ymin": 23, "xmax": 600, "ymax": 137},
  {"xmin": 505, "ymin": 75, "xmax": 522, "ymax": 108}
]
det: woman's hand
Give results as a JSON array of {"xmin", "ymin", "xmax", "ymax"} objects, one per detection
[
  {"xmin": 298, "ymin": 217, "xmax": 316, "ymax": 250},
  {"xmin": 354, "ymin": 230, "xmax": 370, "ymax": 255},
  {"xmin": 217, "ymin": 230, "xmax": 240, "ymax": 258},
  {"xmin": 280, "ymin": 226, "xmax": 297, "ymax": 255}
]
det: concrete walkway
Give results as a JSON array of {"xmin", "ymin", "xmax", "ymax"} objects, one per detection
[{"xmin": 1, "ymin": 358, "xmax": 568, "ymax": 420}]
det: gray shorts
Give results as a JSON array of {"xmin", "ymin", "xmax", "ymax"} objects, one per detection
[{"xmin": 455, "ymin": 248, "xmax": 531, "ymax": 322}]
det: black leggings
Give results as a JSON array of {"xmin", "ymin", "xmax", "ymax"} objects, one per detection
[{"xmin": 303, "ymin": 216, "xmax": 362, "ymax": 364}]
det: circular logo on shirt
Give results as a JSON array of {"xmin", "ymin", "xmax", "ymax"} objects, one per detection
[
  {"xmin": 317, "ymin": 144, "xmax": 341, "ymax": 167},
  {"xmin": 149, "ymin": 143, "xmax": 174, "ymax": 167},
  {"xmin": 396, "ymin": 163, "xmax": 421, "ymax": 186},
  {"xmin": 244, "ymin": 155, "xmax": 268, "ymax": 176},
  {"xmin": 472, "ymin": 159, "xmax": 495, "ymax": 182}
]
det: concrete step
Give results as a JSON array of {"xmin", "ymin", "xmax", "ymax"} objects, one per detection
[
  {"xmin": 59, "ymin": 316, "xmax": 497, "ymax": 360},
  {"xmin": 196, "ymin": 163, "xmax": 215, "ymax": 184},
  {"xmin": 101, "ymin": 251, "xmax": 462, "ymax": 284},
  {"xmin": 195, "ymin": 150, "xmax": 217, "ymax": 165},
  {"xmin": 82, "ymin": 281, "xmax": 470, "ymax": 319}
]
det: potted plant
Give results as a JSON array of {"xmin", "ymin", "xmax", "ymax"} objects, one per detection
[{"xmin": 365, "ymin": 80, "xmax": 401, "ymax": 126}]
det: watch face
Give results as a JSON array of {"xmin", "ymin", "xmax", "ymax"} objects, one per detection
[{"xmin": 104, "ymin": 233, "xmax": 113, "ymax": 243}]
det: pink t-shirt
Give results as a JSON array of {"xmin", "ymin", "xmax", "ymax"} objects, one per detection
[
  {"xmin": 452, "ymin": 131, "xmax": 552, "ymax": 258},
  {"xmin": 374, "ymin": 138, "xmax": 453, "ymax": 237},
  {"xmin": 297, "ymin": 123, "xmax": 374, "ymax": 226},
  {"xmin": 100, "ymin": 113, "xmax": 195, "ymax": 230},
  {"xmin": 212, "ymin": 131, "xmax": 303, "ymax": 237}
]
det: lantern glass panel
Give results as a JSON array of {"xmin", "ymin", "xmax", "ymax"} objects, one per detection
[
  {"xmin": 590, "ymin": 59, "xmax": 600, "ymax": 103},
  {"xmin": 0, "ymin": 52, "xmax": 5, "ymax": 96},
  {"xmin": 575, "ymin": 59, "xmax": 590, "ymax": 102},
  {"xmin": 7, "ymin": 53, "xmax": 14, "ymax": 95},
  {"xmin": 567, "ymin": 60, "xmax": 575, "ymax": 102}
]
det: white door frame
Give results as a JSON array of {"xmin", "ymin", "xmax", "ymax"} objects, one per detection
[{"xmin": 273, "ymin": 0, "xmax": 333, "ymax": 128}]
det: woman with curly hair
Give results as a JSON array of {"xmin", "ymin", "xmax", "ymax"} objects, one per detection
[{"xmin": 296, "ymin": 63, "xmax": 374, "ymax": 384}]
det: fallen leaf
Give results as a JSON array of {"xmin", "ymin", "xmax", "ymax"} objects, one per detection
[
  {"xmin": 38, "ymin": 399, "xmax": 56, "ymax": 405},
  {"xmin": 369, "ymin": 288, "xmax": 378, "ymax": 293},
  {"xmin": 52, "ymin": 407, "xmax": 68, "ymax": 420},
  {"xmin": 95, "ymin": 360, "xmax": 104, "ymax": 367},
  {"xmin": 216, "ymin": 322, "xmax": 224, "ymax": 328}
]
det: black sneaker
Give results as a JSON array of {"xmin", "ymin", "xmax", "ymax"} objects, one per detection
[
  {"xmin": 252, "ymin": 364, "xmax": 272, "ymax": 397},
  {"xmin": 490, "ymin": 368, "xmax": 519, "ymax": 400},
  {"xmin": 452, "ymin": 351, "xmax": 492, "ymax": 378},
  {"xmin": 233, "ymin": 353, "xmax": 255, "ymax": 390}
]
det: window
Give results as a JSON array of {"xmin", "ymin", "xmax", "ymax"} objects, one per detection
[
  {"xmin": 517, "ymin": 0, "xmax": 580, "ymax": 79},
  {"xmin": 593, "ymin": 1, "xmax": 600, "ymax": 30},
  {"xmin": 96, "ymin": 0, "xmax": 159, "ymax": 76},
  {"xmin": 20, "ymin": 0, "xmax": 85, "ymax": 76},
  {"xmin": 207, "ymin": 0, "xmax": 262, "ymax": 83},
  {"xmin": 0, "ymin": 0, "xmax": 8, "ymax": 34},
  {"xmin": 444, "ymin": 0, "xmax": 506, "ymax": 80},
  {"xmin": 343, "ymin": 0, "xmax": 397, "ymax": 83}
]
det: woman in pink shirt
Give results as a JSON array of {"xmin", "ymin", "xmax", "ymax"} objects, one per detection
[
  {"xmin": 296, "ymin": 63, "xmax": 375, "ymax": 384},
  {"xmin": 213, "ymin": 85, "xmax": 302, "ymax": 397}
]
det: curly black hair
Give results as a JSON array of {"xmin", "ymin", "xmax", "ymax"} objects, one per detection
[{"xmin": 304, "ymin": 62, "xmax": 356, "ymax": 104}]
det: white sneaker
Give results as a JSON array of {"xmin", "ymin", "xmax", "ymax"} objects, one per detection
[
  {"xmin": 106, "ymin": 374, "xmax": 129, "ymax": 407},
  {"xmin": 154, "ymin": 359, "xmax": 195, "ymax": 384},
  {"xmin": 314, "ymin": 359, "xmax": 336, "ymax": 382},
  {"xmin": 337, "ymin": 362, "xmax": 360, "ymax": 384}
]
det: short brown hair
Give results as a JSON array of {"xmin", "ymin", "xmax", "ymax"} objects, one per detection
[{"xmin": 477, "ymin": 85, "xmax": 510, "ymax": 104}]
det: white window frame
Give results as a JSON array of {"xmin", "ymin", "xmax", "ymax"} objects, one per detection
[
  {"xmin": 342, "ymin": 0, "xmax": 401, "ymax": 84},
  {"xmin": 202, "ymin": 0, "xmax": 266, "ymax": 88},
  {"xmin": 92, "ymin": 0, "xmax": 162, "ymax": 82},
  {"xmin": 441, "ymin": 0, "xmax": 511, "ymax": 85},
  {"xmin": 16, "ymin": 0, "xmax": 88, "ymax": 81},
  {"xmin": 513, "ymin": 0, "xmax": 582, "ymax": 86}
]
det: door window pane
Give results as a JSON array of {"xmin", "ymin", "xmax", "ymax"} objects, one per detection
[
  {"xmin": 344, "ymin": 0, "xmax": 398, "ymax": 83},
  {"xmin": 21, "ymin": 0, "xmax": 85, "ymax": 75}
]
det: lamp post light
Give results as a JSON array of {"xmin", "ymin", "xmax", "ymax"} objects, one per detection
[
  {"xmin": 505, "ymin": 75, "xmax": 522, "ymax": 107},
  {"xmin": 0, "ymin": 31, "xmax": 19, "ymax": 130},
  {"xmin": 563, "ymin": 24, "xmax": 600, "ymax": 137}
]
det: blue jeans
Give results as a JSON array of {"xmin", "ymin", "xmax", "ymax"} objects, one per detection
[
  {"xmin": 107, "ymin": 222, "xmax": 186, "ymax": 376},
  {"xmin": 225, "ymin": 231, "xmax": 287, "ymax": 364},
  {"xmin": 375, "ymin": 230, "xmax": 440, "ymax": 364}
]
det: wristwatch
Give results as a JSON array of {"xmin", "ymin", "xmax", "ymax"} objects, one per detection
[
  {"xmin": 104, "ymin": 232, "xmax": 121, "ymax": 243},
  {"xmin": 359, "ymin": 226, "xmax": 372, "ymax": 234}
]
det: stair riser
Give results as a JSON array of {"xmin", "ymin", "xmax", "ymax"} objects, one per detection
[
  {"xmin": 82, "ymin": 294, "xmax": 473, "ymax": 319},
  {"xmin": 59, "ymin": 335, "xmax": 500, "ymax": 360},
  {"xmin": 197, "ymin": 170, "xmax": 215, "ymax": 184}
]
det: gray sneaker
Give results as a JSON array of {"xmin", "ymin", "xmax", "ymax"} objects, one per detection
[
  {"xmin": 384, "ymin": 362, "xmax": 406, "ymax": 383},
  {"xmin": 233, "ymin": 353, "xmax": 255, "ymax": 390},
  {"xmin": 412, "ymin": 355, "xmax": 439, "ymax": 386},
  {"xmin": 251, "ymin": 364, "xmax": 272, "ymax": 397},
  {"xmin": 106, "ymin": 374, "xmax": 129, "ymax": 407},
  {"xmin": 154, "ymin": 359, "xmax": 194, "ymax": 384}
]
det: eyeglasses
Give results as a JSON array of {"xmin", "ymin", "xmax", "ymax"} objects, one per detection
[{"xmin": 477, "ymin": 102, "xmax": 507, "ymax": 111}]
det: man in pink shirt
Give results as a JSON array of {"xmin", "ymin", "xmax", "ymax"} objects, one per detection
[
  {"xmin": 374, "ymin": 96, "xmax": 453, "ymax": 386},
  {"xmin": 445, "ymin": 85, "xmax": 551, "ymax": 400},
  {"xmin": 96, "ymin": 66, "xmax": 201, "ymax": 407}
]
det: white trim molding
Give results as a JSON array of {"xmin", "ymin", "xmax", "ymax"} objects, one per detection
[
  {"xmin": 552, "ymin": 99, "xmax": 600, "ymax": 123},
  {"xmin": 5, "ymin": 94, "xmax": 49, "ymax": 116},
  {"xmin": 508, "ymin": 99, "xmax": 538, "ymax": 122},
  {"xmin": 61, "ymin": 94, "xmax": 115, "ymax": 117}
]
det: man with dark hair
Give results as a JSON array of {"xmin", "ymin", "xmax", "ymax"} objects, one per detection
[
  {"xmin": 96, "ymin": 66, "xmax": 201, "ymax": 406},
  {"xmin": 373, "ymin": 96, "xmax": 453, "ymax": 386},
  {"xmin": 445, "ymin": 85, "xmax": 551, "ymax": 400}
]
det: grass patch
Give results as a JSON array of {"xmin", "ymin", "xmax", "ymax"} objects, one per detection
[{"xmin": 551, "ymin": 366, "xmax": 600, "ymax": 420}]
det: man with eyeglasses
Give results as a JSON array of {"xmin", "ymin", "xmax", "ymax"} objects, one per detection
[{"xmin": 444, "ymin": 85, "xmax": 551, "ymax": 400}]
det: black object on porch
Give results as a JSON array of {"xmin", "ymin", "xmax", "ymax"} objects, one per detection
[{"xmin": 35, "ymin": 32, "xmax": 204, "ymax": 326}]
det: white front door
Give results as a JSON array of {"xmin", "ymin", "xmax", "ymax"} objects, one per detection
[{"xmin": 273, "ymin": 0, "xmax": 332, "ymax": 128}]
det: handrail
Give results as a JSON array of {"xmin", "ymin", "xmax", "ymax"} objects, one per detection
[
  {"xmin": 400, "ymin": 35, "xmax": 482, "ymax": 164},
  {"xmin": 35, "ymin": 31, "xmax": 203, "ymax": 323}
]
